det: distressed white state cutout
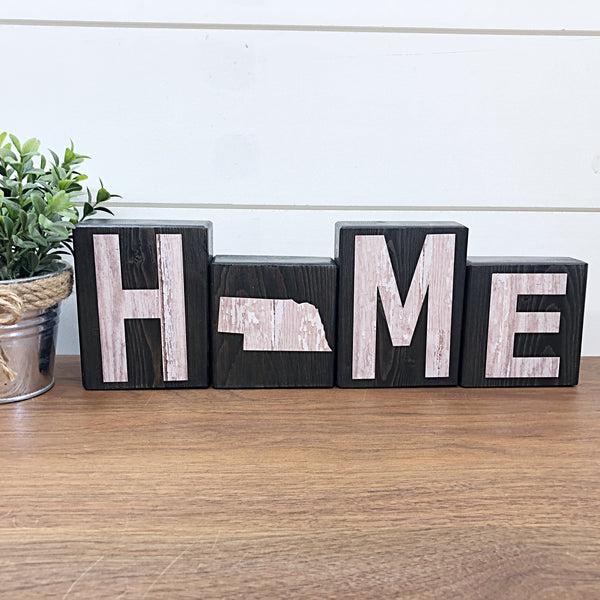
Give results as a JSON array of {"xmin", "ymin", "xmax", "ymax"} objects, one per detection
[{"xmin": 218, "ymin": 297, "xmax": 332, "ymax": 352}]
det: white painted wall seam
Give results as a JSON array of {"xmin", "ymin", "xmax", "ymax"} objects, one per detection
[{"xmin": 4, "ymin": 20, "xmax": 600, "ymax": 37}]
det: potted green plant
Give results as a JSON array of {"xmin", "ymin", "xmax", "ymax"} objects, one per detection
[{"xmin": 0, "ymin": 133, "xmax": 115, "ymax": 402}]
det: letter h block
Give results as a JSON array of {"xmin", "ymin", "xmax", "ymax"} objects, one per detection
[
  {"xmin": 211, "ymin": 256, "xmax": 337, "ymax": 388},
  {"xmin": 74, "ymin": 220, "xmax": 212, "ymax": 389},
  {"xmin": 336, "ymin": 222, "xmax": 468, "ymax": 387},
  {"xmin": 460, "ymin": 258, "xmax": 588, "ymax": 387}
]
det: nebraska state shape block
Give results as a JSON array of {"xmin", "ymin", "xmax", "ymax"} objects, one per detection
[{"xmin": 211, "ymin": 256, "xmax": 337, "ymax": 388}]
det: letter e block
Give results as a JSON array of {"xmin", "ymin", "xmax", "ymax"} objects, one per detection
[
  {"xmin": 336, "ymin": 222, "xmax": 468, "ymax": 387},
  {"xmin": 74, "ymin": 220, "xmax": 212, "ymax": 389},
  {"xmin": 211, "ymin": 256, "xmax": 337, "ymax": 388},
  {"xmin": 460, "ymin": 258, "xmax": 588, "ymax": 387}
]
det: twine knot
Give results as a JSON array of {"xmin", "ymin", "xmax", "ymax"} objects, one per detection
[
  {"xmin": 0, "ymin": 266, "xmax": 73, "ymax": 381},
  {"xmin": 0, "ymin": 289, "xmax": 24, "ymax": 326}
]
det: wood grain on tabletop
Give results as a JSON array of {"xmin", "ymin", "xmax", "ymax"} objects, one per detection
[{"xmin": 0, "ymin": 356, "xmax": 599, "ymax": 599}]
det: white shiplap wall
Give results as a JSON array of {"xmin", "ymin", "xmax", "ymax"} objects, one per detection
[{"xmin": 1, "ymin": 5, "xmax": 598, "ymax": 355}]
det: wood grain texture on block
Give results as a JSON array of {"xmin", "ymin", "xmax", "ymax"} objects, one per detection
[
  {"xmin": 218, "ymin": 297, "xmax": 332, "ymax": 352},
  {"xmin": 74, "ymin": 220, "xmax": 212, "ymax": 389},
  {"xmin": 460, "ymin": 258, "xmax": 588, "ymax": 387},
  {"xmin": 211, "ymin": 256, "xmax": 337, "ymax": 388},
  {"xmin": 336, "ymin": 222, "xmax": 468, "ymax": 388}
]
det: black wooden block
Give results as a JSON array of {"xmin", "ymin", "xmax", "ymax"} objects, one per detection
[
  {"xmin": 211, "ymin": 256, "xmax": 337, "ymax": 388},
  {"xmin": 460, "ymin": 257, "xmax": 588, "ymax": 387},
  {"xmin": 336, "ymin": 222, "xmax": 468, "ymax": 387},
  {"xmin": 74, "ymin": 219, "xmax": 212, "ymax": 389}
]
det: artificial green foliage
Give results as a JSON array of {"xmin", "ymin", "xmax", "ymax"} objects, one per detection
[{"xmin": 0, "ymin": 133, "xmax": 117, "ymax": 280}]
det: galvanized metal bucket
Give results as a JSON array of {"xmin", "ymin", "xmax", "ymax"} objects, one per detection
[{"xmin": 0, "ymin": 265, "xmax": 67, "ymax": 403}]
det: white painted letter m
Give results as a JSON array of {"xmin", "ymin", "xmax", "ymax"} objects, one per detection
[{"xmin": 352, "ymin": 234, "xmax": 455, "ymax": 380}]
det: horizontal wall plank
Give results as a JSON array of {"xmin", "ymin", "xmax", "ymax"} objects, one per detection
[
  {"xmin": 2, "ymin": 2, "xmax": 600, "ymax": 31},
  {"xmin": 58, "ymin": 207, "xmax": 600, "ymax": 356},
  {"xmin": 3, "ymin": 26, "xmax": 600, "ymax": 210}
]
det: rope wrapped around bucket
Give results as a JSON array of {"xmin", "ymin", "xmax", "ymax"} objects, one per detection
[{"xmin": 0, "ymin": 267, "xmax": 73, "ymax": 381}]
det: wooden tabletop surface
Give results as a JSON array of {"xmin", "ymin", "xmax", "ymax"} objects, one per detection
[{"xmin": 1, "ymin": 357, "xmax": 599, "ymax": 599}]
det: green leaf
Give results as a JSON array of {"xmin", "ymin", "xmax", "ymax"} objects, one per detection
[
  {"xmin": 47, "ymin": 223, "xmax": 69, "ymax": 237},
  {"xmin": 21, "ymin": 159, "xmax": 34, "ymax": 175},
  {"xmin": 26, "ymin": 253, "xmax": 39, "ymax": 272},
  {"xmin": 0, "ymin": 132, "xmax": 6, "ymax": 146},
  {"xmin": 29, "ymin": 228, "xmax": 48, "ymax": 247},
  {"xmin": 25, "ymin": 168, "xmax": 46, "ymax": 177},
  {"xmin": 1, "ymin": 198, "xmax": 22, "ymax": 213},
  {"xmin": 12, "ymin": 235, "xmax": 37, "ymax": 249},
  {"xmin": 49, "ymin": 149, "xmax": 60, "ymax": 166},
  {"xmin": 0, "ymin": 148, "xmax": 17, "ymax": 161},
  {"xmin": 93, "ymin": 206, "xmax": 113, "ymax": 215},
  {"xmin": 58, "ymin": 208, "xmax": 79, "ymax": 222},
  {"xmin": 8, "ymin": 134, "xmax": 21, "ymax": 153},
  {"xmin": 0, "ymin": 215, "xmax": 14, "ymax": 235},
  {"xmin": 3, "ymin": 179, "xmax": 19, "ymax": 193},
  {"xmin": 41, "ymin": 251, "xmax": 64, "ymax": 261},
  {"xmin": 21, "ymin": 138, "xmax": 40, "ymax": 155},
  {"xmin": 96, "ymin": 188, "xmax": 111, "ymax": 203},
  {"xmin": 49, "ymin": 190, "xmax": 69, "ymax": 211},
  {"xmin": 26, "ymin": 211, "xmax": 37, "ymax": 229},
  {"xmin": 38, "ymin": 214, "xmax": 55, "ymax": 230},
  {"xmin": 64, "ymin": 147, "xmax": 76, "ymax": 164},
  {"xmin": 53, "ymin": 166, "xmax": 67, "ymax": 181},
  {"xmin": 31, "ymin": 193, "xmax": 46, "ymax": 215}
]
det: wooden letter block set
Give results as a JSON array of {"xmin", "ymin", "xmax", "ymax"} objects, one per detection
[{"xmin": 74, "ymin": 221, "xmax": 587, "ymax": 390}]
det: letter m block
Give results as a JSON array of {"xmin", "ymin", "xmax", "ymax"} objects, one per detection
[
  {"xmin": 336, "ymin": 222, "xmax": 468, "ymax": 387},
  {"xmin": 74, "ymin": 220, "xmax": 212, "ymax": 389}
]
